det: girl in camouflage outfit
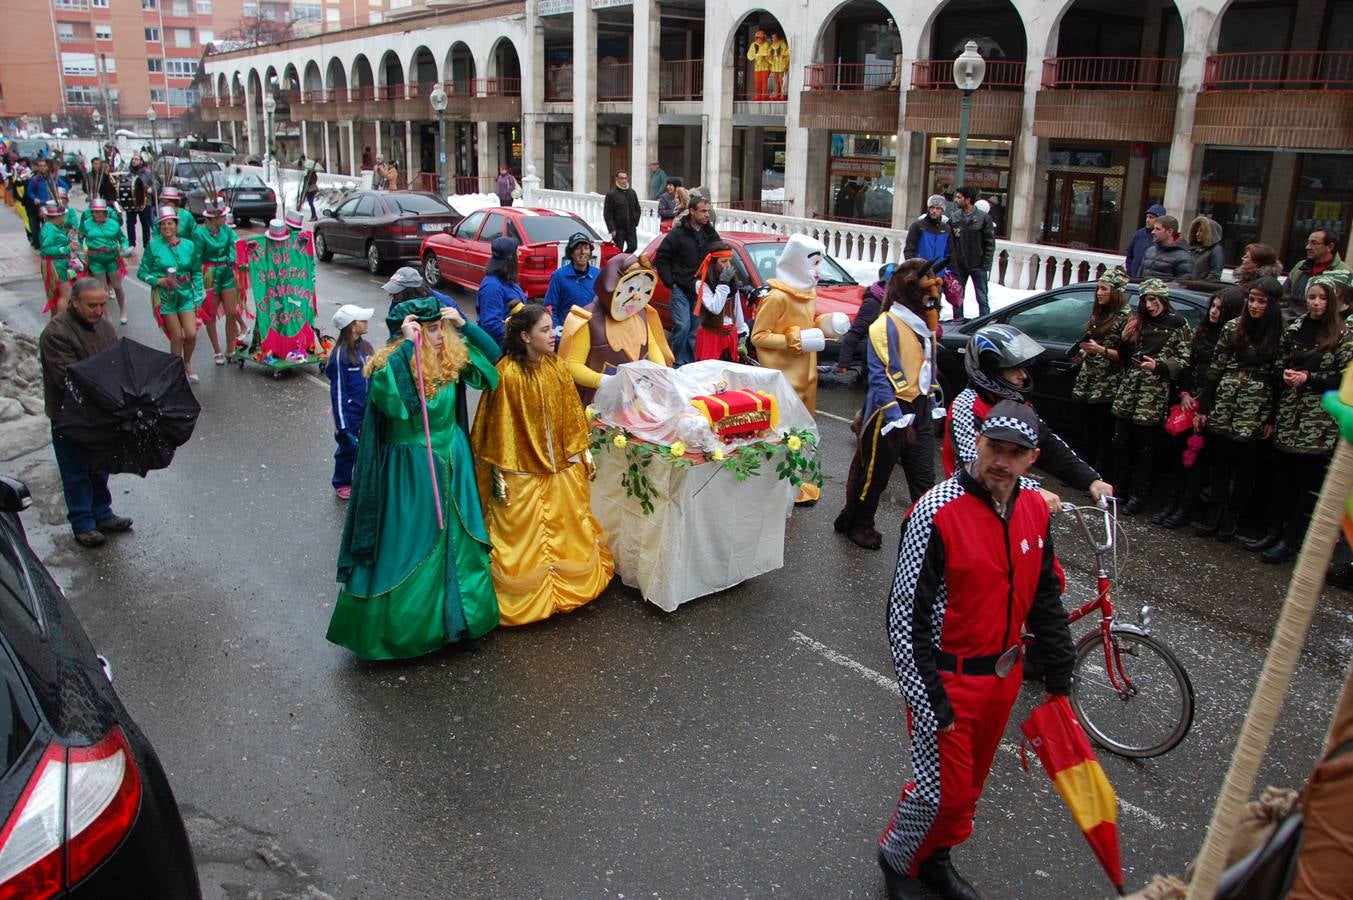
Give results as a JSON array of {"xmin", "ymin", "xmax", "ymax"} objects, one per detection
[
  {"xmin": 1071, "ymin": 266, "xmax": 1130, "ymax": 478},
  {"xmin": 1245, "ymin": 275, "xmax": 1353, "ymax": 562},
  {"xmin": 1194, "ymin": 277, "xmax": 1285, "ymax": 542},
  {"xmin": 1109, "ymin": 279, "xmax": 1191, "ymax": 515},
  {"xmin": 1154, "ymin": 287, "xmax": 1245, "ymax": 529}
]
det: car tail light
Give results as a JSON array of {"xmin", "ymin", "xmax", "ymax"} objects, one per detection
[
  {"xmin": 0, "ymin": 728, "xmax": 142, "ymax": 899},
  {"xmin": 522, "ymin": 251, "xmax": 552, "ymax": 272},
  {"xmin": 266, "ymin": 189, "xmax": 276, "ymax": 203}
]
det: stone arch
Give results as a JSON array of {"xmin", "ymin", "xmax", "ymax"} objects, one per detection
[
  {"xmin": 350, "ymin": 54, "xmax": 375, "ymax": 99},
  {"xmin": 230, "ymin": 71, "xmax": 245, "ymax": 100},
  {"xmin": 1041, "ymin": 0, "xmax": 1185, "ymax": 74},
  {"xmin": 377, "ymin": 49, "xmax": 405, "ymax": 99},
  {"xmin": 409, "ymin": 45, "xmax": 439, "ymax": 85},
  {"xmin": 264, "ymin": 64, "xmax": 280, "ymax": 96},
  {"xmin": 1208, "ymin": 0, "xmax": 1310, "ymax": 54},
  {"xmin": 303, "ymin": 60, "xmax": 322, "ymax": 94},
  {"xmin": 444, "ymin": 41, "xmax": 476, "ymax": 94},
  {"xmin": 486, "ymin": 36, "xmax": 522, "ymax": 93},
  {"xmin": 723, "ymin": 8, "xmax": 791, "ymax": 99},
  {"xmin": 326, "ymin": 56, "xmax": 348, "ymax": 96},
  {"xmin": 282, "ymin": 63, "xmax": 300, "ymax": 91},
  {"xmin": 808, "ymin": 0, "xmax": 907, "ymax": 85},
  {"xmin": 216, "ymin": 72, "xmax": 228, "ymax": 99},
  {"xmin": 911, "ymin": 0, "xmax": 1030, "ymax": 90}
]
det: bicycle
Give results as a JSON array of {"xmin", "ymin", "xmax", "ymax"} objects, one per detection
[{"xmin": 1042, "ymin": 497, "xmax": 1195, "ymax": 759}]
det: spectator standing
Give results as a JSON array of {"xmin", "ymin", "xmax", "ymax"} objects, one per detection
[
  {"xmin": 383, "ymin": 159, "xmax": 400, "ymax": 191},
  {"xmin": 300, "ymin": 159, "xmax": 320, "ymax": 221},
  {"xmin": 647, "ymin": 160, "xmax": 668, "ymax": 201},
  {"xmin": 951, "ymin": 185, "xmax": 995, "ymax": 318},
  {"xmin": 1187, "ymin": 215, "xmax": 1225, "ymax": 281},
  {"xmin": 1124, "ymin": 203, "xmax": 1166, "ymax": 277},
  {"xmin": 543, "ymin": 233, "xmax": 598, "ymax": 329},
  {"xmin": 372, "ymin": 154, "xmax": 388, "ymax": 190},
  {"xmin": 654, "ymin": 195, "xmax": 719, "ymax": 365},
  {"xmin": 1232, "ymin": 243, "xmax": 1284, "ymax": 290},
  {"xmin": 1283, "ymin": 228, "xmax": 1349, "ymax": 318},
  {"xmin": 1138, "ymin": 214, "xmax": 1191, "ymax": 281},
  {"xmin": 657, "ymin": 179, "xmax": 680, "ymax": 233},
  {"xmin": 603, "ymin": 170, "xmax": 641, "ymax": 253},
  {"xmin": 124, "ymin": 153, "xmax": 154, "ymax": 250},
  {"xmin": 495, "ymin": 164, "xmax": 519, "ymax": 207},
  {"xmin": 39, "ymin": 278, "xmax": 132, "ymax": 548}
]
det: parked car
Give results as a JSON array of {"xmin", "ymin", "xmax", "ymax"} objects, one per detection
[
  {"xmin": 59, "ymin": 150, "xmax": 85, "ymax": 186},
  {"xmin": 314, "ymin": 190, "xmax": 463, "ymax": 274},
  {"xmin": 178, "ymin": 137, "xmax": 240, "ymax": 166},
  {"xmin": 420, "ymin": 207, "xmax": 620, "ymax": 299},
  {"xmin": 215, "ymin": 170, "xmax": 277, "ymax": 225},
  {"xmin": 935, "ymin": 281, "xmax": 1211, "ymax": 449},
  {"xmin": 151, "ymin": 156, "xmax": 225, "ymax": 219},
  {"xmin": 638, "ymin": 231, "xmax": 867, "ymax": 331},
  {"xmin": 9, "ymin": 140, "xmax": 51, "ymax": 161},
  {"xmin": 0, "ymin": 476, "xmax": 200, "ymax": 897}
]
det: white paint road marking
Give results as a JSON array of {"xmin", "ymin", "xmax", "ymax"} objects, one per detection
[
  {"xmin": 788, "ymin": 630, "xmax": 1168, "ymax": 831},
  {"xmin": 816, "ymin": 409, "xmax": 855, "ymax": 425}
]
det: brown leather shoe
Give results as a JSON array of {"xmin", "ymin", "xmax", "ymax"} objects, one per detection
[
  {"xmin": 95, "ymin": 515, "xmax": 133, "ymax": 533},
  {"xmin": 848, "ymin": 526, "xmax": 883, "ymax": 550},
  {"xmin": 74, "ymin": 530, "xmax": 106, "ymax": 548}
]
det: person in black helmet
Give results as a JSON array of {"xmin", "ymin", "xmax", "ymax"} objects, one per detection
[{"xmin": 942, "ymin": 323, "xmax": 1114, "ymax": 507}]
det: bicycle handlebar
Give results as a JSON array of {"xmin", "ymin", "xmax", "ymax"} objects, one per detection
[{"xmin": 1059, "ymin": 498, "xmax": 1117, "ymax": 554}]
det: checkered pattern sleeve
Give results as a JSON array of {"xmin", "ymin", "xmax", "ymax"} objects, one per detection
[
  {"xmin": 949, "ymin": 388, "xmax": 979, "ymax": 465},
  {"xmin": 887, "ymin": 480, "xmax": 964, "ymax": 730}
]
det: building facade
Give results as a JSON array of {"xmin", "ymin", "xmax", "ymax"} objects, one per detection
[{"xmin": 200, "ymin": 0, "xmax": 1352, "ymax": 267}]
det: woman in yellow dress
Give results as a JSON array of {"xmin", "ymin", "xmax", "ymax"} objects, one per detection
[{"xmin": 471, "ymin": 303, "xmax": 614, "ymax": 625}]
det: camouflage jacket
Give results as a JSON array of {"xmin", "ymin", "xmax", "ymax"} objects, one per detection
[
  {"xmin": 1200, "ymin": 319, "xmax": 1280, "ymax": 442},
  {"xmin": 1071, "ymin": 308, "xmax": 1129, "ymax": 404},
  {"xmin": 1111, "ymin": 313, "xmax": 1191, "ymax": 425},
  {"xmin": 1274, "ymin": 317, "xmax": 1353, "ymax": 454}
]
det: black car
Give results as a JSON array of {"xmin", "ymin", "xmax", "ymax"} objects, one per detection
[
  {"xmin": 314, "ymin": 190, "xmax": 463, "ymax": 274},
  {"xmin": 936, "ymin": 281, "xmax": 1211, "ymax": 450},
  {"xmin": 151, "ymin": 156, "xmax": 225, "ymax": 219},
  {"xmin": 59, "ymin": 151, "xmax": 85, "ymax": 187},
  {"xmin": 216, "ymin": 171, "xmax": 277, "ymax": 226},
  {"xmin": 0, "ymin": 477, "xmax": 200, "ymax": 897}
]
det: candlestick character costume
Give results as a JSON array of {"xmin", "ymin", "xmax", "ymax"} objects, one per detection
[
  {"xmin": 38, "ymin": 202, "xmax": 71, "ymax": 314},
  {"xmin": 834, "ymin": 259, "xmax": 946, "ymax": 550},
  {"xmin": 193, "ymin": 204, "xmax": 238, "ymax": 326},
  {"xmin": 470, "ymin": 320, "xmax": 614, "ymax": 625},
  {"xmin": 750, "ymin": 233, "xmax": 850, "ymax": 504},
  {"xmin": 558, "ymin": 253, "xmax": 668, "ymax": 405},
  {"xmin": 137, "ymin": 207, "xmax": 204, "ymax": 327},
  {"xmin": 328, "ymin": 298, "xmax": 502, "ymax": 659}
]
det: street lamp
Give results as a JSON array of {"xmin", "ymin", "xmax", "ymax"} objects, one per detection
[
  {"xmin": 951, "ymin": 39, "xmax": 987, "ymax": 193},
  {"xmin": 92, "ymin": 109, "xmax": 102, "ymax": 141},
  {"xmin": 146, "ymin": 105, "xmax": 158, "ymax": 154},
  {"xmin": 429, "ymin": 83, "xmax": 448, "ymax": 199},
  {"xmin": 263, "ymin": 92, "xmax": 278, "ymax": 216}
]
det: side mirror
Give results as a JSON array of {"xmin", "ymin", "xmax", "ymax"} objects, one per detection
[
  {"xmin": 324, "ymin": 209, "xmax": 336, "ymax": 218},
  {"xmin": 0, "ymin": 476, "xmax": 33, "ymax": 513},
  {"xmin": 749, "ymin": 284, "xmax": 772, "ymax": 303}
]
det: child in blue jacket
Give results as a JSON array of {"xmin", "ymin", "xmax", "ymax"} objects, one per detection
[{"xmin": 325, "ymin": 305, "xmax": 375, "ymax": 499}]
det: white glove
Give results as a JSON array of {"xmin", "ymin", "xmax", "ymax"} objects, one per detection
[
  {"xmin": 880, "ymin": 414, "xmax": 915, "ymax": 436},
  {"xmin": 823, "ymin": 312, "xmax": 850, "ymax": 338},
  {"xmin": 931, "ymin": 405, "xmax": 947, "ymax": 420},
  {"xmin": 799, "ymin": 328, "xmax": 826, "ymax": 353}
]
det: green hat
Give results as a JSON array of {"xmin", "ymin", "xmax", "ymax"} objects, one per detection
[
  {"xmin": 1309, "ymin": 272, "xmax": 1351, "ymax": 293},
  {"xmin": 1139, "ymin": 278, "xmax": 1170, "ymax": 298},
  {"xmin": 385, "ymin": 296, "xmax": 443, "ymax": 335},
  {"xmin": 1098, "ymin": 266, "xmax": 1129, "ymax": 291}
]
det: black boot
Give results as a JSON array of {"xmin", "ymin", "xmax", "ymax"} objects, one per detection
[
  {"xmin": 1244, "ymin": 528, "xmax": 1283, "ymax": 552},
  {"xmin": 1161, "ymin": 498, "xmax": 1192, "ymax": 529},
  {"xmin": 1122, "ymin": 495, "xmax": 1146, "ymax": 516},
  {"xmin": 1150, "ymin": 497, "xmax": 1180, "ymax": 526},
  {"xmin": 918, "ymin": 848, "xmax": 982, "ymax": 900},
  {"xmin": 1194, "ymin": 506, "xmax": 1221, "ymax": 538},
  {"xmin": 878, "ymin": 851, "xmax": 927, "ymax": 900},
  {"xmin": 1327, "ymin": 563, "xmax": 1353, "ymax": 591},
  {"xmin": 1216, "ymin": 507, "xmax": 1239, "ymax": 543},
  {"xmin": 1262, "ymin": 540, "xmax": 1297, "ymax": 563}
]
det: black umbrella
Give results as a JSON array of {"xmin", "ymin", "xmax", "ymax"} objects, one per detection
[{"xmin": 54, "ymin": 338, "xmax": 201, "ymax": 476}]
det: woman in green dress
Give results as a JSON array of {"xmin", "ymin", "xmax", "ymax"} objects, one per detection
[
  {"xmin": 193, "ymin": 201, "xmax": 239, "ymax": 365},
  {"xmin": 137, "ymin": 206, "xmax": 204, "ymax": 382},
  {"xmin": 79, "ymin": 197, "xmax": 129, "ymax": 324},
  {"xmin": 327, "ymin": 297, "xmax": 502, "ymax": 660}
]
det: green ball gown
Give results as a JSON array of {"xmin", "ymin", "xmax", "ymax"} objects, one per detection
[{"xmin": 326, "ymin": 324, "xmax": 502, "ymax": 660}]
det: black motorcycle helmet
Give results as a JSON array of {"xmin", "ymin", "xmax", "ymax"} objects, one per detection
[{"xmin": 964, "ymin": 323, "xmax": 1045, "ymax": 401}]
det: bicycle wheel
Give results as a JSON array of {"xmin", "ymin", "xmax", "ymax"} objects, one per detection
[{"xmin": 1070, "ymin": 629, "xmax": 1195, "ymax": 759}]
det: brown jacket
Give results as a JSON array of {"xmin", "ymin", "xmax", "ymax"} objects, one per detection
[{"xmin": 39, "ymin": 307, "xmax": 117, "ymax": 419}]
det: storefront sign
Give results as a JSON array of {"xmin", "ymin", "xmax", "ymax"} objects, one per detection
[
  {"xmin": 539, "ymin": 0, "xmax": 572, "ymax": 15},
  {"xmin": 590, "ymin": 0, "xmax": 632, "ymax": 8},
  {"xmin": 830, "ymin": 159, "xmax": 884, "ymax": 178},
  {"xmin": 1314, "ymin": 200, "xmax": 1343, "ymax": 220}
]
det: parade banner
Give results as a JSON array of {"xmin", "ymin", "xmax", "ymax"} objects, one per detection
[{"xmin": 241, "ymin": 235, "xmax": 318, "ymax": 361}]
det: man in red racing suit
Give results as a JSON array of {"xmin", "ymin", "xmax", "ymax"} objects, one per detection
[{"xmin": 878, "ymin": 400, "xmax": 1075, "ymax": 900}]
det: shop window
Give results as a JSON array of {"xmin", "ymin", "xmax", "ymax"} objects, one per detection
[
  {"xmin": 827, "ymin": 132, "xmax": 897, "ymax": 224},
  {"xmin": 925, "ymin": 136, "xmax": 1012, "ymax": 234},
  {"xmin": 1285, "ymin": 154, "xmax": 1353, "ymax": 269},
  {"xmin": 1198, "ymin": 149, "xmax": 1269, "ymax": 266}
]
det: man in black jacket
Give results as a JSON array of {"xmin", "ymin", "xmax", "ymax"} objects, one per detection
[
  {"xmin": 603, "ymin": 170, "xmax": 641, "ymax": 253},
  {"xmin": 1138, "ymin": 214, "xmax": 1192, "ymax": 281},
  {"xmin": 654, "ymin": 195, "xmax": 719, "ymax": 365},
  {"xmin": 951, "ymin": 186, "xmax": 995, "ymax": 317},
  {"xmin": 83, "ymin": 157, "xmax": 119, "ymax": 210}
]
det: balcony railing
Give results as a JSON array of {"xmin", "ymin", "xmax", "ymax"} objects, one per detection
[
  {"xmin": 911, "ymin": 59, "xmax": 1027, "ymax": 91},
  {"xmin": 349, "ymin": 85, "xmax": 376, "ymax": 101},
  {"xmin": 472, "ymin": 77, "xmax": 521, "ymax": 98},
  {"xmin": 405, "ymin": 81, "xmax": 439, "ymax": 100},
  {"xmin": 378, "ymin": 83, "xmax": 407, "ymax": 100},
  {"xmin": 1204, "ymin": 51, "xmax": 1353, "ymax": 90},
  {"xmin": 803, "ymin": 62, "xmax": 898, "ymax": 91},
  {"xmin": 597, "ymin": 61, "xmax": 632, "ymax": 101},
  {"xmin": 545, "ymin": 64, "xmax": 572, "ymax": 102},
  {"xmin": 659, "ymin": 58, "xmax": 703, "ymax": 101},
  {"xmin": 1042, "ymin": 56, "xmax": 1181, "ymax": 89}
]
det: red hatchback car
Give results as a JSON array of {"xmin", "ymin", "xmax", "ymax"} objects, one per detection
[
  {"xmin": 420, "ymin": 206, "xmax": 620, "ymax": 299},
  {"xmin": 640, "ymin": 231, "xmax": 867, "ymax": 329}
]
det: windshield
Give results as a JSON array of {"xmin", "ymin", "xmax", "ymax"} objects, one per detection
[
  {"xmin": 225, "ymin": 173, "xmax": 267, "ymax": 189},
  {"xmin": 519, "ymin": 215, "xmax": 598, "ymax": 244},
  {"xmin": 176, "ymin": 162, "xmax": 221, "ymax": 180},
  {"xmin": 742, "ymin": 242, "xmax": 857, "ymax": 286},
  {"xmin": 387, "ymin": 194, "xmax": 454, "ymax": 215}
]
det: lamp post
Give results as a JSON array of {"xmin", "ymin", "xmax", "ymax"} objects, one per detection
[
  {"xmin": 429, "ymin": 84, "xmax": 448, "ymax": 199},
  {"xmin": 263, "ymin": 92, "xmax": 278, "ymax": 217},
  {"xmin": 92, "ymin": 109, "xmax": 102, "ymax": 142},
  {"xmin": 146, "ymin": 105, "xmax": 158, "ymax": 155},
  {"xmin": 951, "ymin": 39, "xmax": 986, "ymax": 192}
]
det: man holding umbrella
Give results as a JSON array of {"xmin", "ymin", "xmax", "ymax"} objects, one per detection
[
  {"xmin": 877, "ymin": 400, "xmax": 1074, "ymax": 900},
  {"xmin": 39, "ymin": 278, "xmax": 132, "ymax": 548}
]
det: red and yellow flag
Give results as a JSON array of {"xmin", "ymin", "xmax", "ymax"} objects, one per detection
[{"xmin": 1021, "ymin": 695, "xmax": 1124, "ymax": 893}]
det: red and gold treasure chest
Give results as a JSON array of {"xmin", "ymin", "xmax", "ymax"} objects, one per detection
[{"xmin": 690, "ymin": 388, "xmax": 780, "ymax": 440}]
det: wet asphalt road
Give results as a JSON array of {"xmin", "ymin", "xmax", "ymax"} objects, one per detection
[{"xmin": 1, "ymin": 215, "xmax": 1351, "ymax": 899}]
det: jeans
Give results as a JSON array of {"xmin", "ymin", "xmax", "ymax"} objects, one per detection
[
  {"xmin": 127, "ymin": 206, "xmax": 153, "ymax": 248},
  {"xmin": 669, "ymin": 283, "xmax": 696, "ymax": 366},
  {"xmin": 332, "ymin": 428, "xmax": 358, "ymax": 488},
  {"xmin": 51, "ymin": 428, "xmax": 112, "ymax": 534},
  {"xmin": 957, "ymin": 267, "xmax": 990, "ymax": 317},
  {"xmin": 306, "ymin": 191, "xmax": 318, "ymax": 220}
]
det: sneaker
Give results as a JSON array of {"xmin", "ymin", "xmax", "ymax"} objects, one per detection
[
  {"xmin": 214, "ymin": 353, "xmax": 226, "ymax": 366},
  {"xmin": 73, "ymin": 530, "xmax": 106, "ymax": 548},
  {"xmin": 187, "ymin": 372, "xmax": 200, "ymax": 384},
  {"xmin": 95, "ymin": 515, "xmax": 133, "ymax": 533},
  {"xmin": 119, "ymin": 315, "xmax": 128, "ymax": 324},
  {"xmin": 335, "ymin": 486, "xmax": 352, "ymax": 500}
]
